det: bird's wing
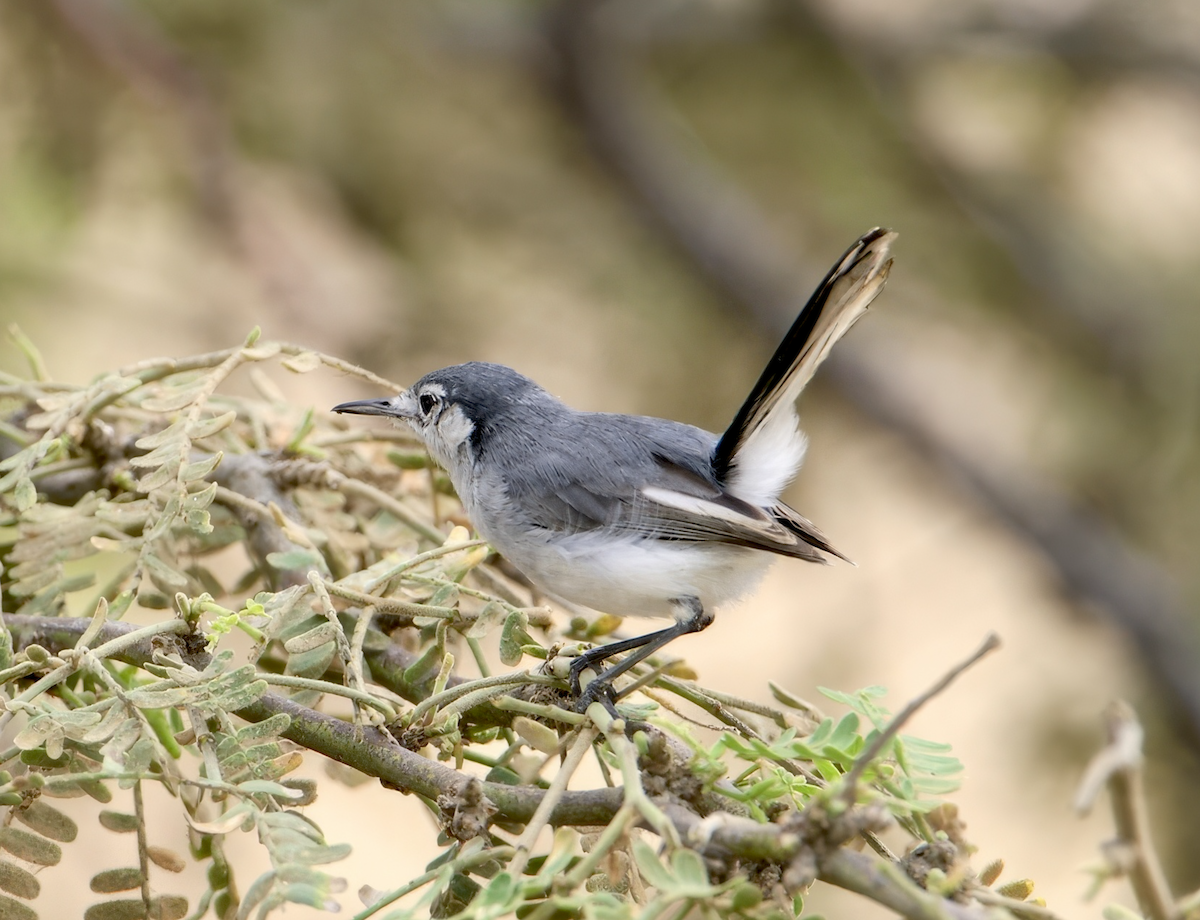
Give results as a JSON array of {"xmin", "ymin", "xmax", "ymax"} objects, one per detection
[
  {"xmin": 501, "ymin": 420, "xmax": 835, "ymax": 563},
  {"xmin": 711, "ymin": 229, "xmax": 895, "ymax": 506}
]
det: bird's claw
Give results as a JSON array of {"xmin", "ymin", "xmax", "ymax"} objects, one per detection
[{"xmin": 574, "ymin": 679, "xmax": 619, "ymax": 718}]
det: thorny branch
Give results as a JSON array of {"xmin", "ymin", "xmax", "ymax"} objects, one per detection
[{"xmin": 0, "ymin": 613, "xmax": 1051, "ymax": 920}]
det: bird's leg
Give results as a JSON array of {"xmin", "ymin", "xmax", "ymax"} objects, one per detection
[{"xmin": 571, "ymin": 597, "xmax": 712, "ymax": 712}]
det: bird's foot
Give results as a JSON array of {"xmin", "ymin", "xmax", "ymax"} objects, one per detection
[{"xmin": 573, "ymin": 677, "xmax": 619, "ymax": 718}]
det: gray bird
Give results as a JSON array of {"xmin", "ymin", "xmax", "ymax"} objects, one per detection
[{"xmin": 333, "ymin": 229, "xmax": 895, "ymax": 709}]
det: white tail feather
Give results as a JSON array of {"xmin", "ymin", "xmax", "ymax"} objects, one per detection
[{"xmin": 720, "ymin": 230, "xmax": 896, "ymax": 506}]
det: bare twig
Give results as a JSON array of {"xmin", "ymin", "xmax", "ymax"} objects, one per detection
[
  {"xmin": 843, "ymin": 633, "xmax": 1001, "ymax": 799},
  {"xmin": 133, "ymin": 780, "xmax": 153, "ymax": 917},
  {"xmin": 508, "ymin": 726, "xmax": 599, "ymax": 876},
  {"xmin": 1076, "ymin": 701, "xmax": 1178, "ymax": 920}
]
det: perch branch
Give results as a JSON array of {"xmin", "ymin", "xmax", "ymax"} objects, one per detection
[{"xmin": 3, "ymin": 614, "xmax": 1020, "ymax": 920}]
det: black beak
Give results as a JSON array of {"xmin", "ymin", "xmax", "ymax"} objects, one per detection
[{"xmin": 331, "ymin": 397, "xmax": 400, "ymax": 418}]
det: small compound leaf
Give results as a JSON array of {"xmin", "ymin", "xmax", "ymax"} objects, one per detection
[
  {"xmin": 236, "ymin": 780, "xmax": 304, "ymax": 801},
  {"xmin": 0, "ymin": 826, "xmax": 62, "ymax": 866},
  {"xmin": 12, "ymin": 478, "xmax": 36, "ymax": 512},
  {"xmin": 191, "ymin": 410, "xmax": 238, "ymax": 440},
  {"xmin": 0, "ymin": 894, "xmax": 37, "ymax": 920},
  {"xmin": 151, "ymin": 896, "xmax": 188, "ymax": 920},
  {"xmin": 98, "ymin": 811, "xmax": 140, "ymax": 833},
  {"xmin": 402, "ymin": 642, "xmax": 441, "ymax": 687},
  {"xmin": 136, "ymin": 462, "xmax": 179, "ymax": 493},
  {"xmin": 84, "ymin": 896, "xmax": 188, "ymax": 920},
  {"xmin": 185, "ymin": 801, "xmax": 255, "ymax": 836},
  {"xmin": 14, "ymin": 800, "xmax": 77, "ymax": 842},
  {"xmin": 147, "ymin": 847, "xmax": 187, "ymax": 873},
  {"xmin": 499, "ymin": 611, "xmax": 532, "ymax": 667},
  {"xmin": 209, "ymin": 678, "xmax": 269, "ymax": 713},
  {"xmin": 90, "ymin": 867, "xmax": 145, "ymax": 893},
  {"xmin": 0, "ymin": 860, "xmax": 40, "ymax": 899},
  {"xmin": 180, "ymin": 452, "xmax": 222, "ymax": 483},
  {"xmin": 631, "ymin": 840, "xmax": 673, "ymax": 892},
  {"xmin": 143, "ymin": 554, "xmax": 189, "ymax": 591},
  {"xmin": 236, "ymin": 712, "xmax": 292, "ymax": 743},
  {"xmin": 465, "ymin": 602, "xmax": 506, "ymax": 640},
  {"xmin": 124, "ymin": 684, "xmax": 194, "ymax": 710},
  {"xmin": 281, "ymin": 352, "xmax": 322, "ymax": 374},
  {"xmin": 669, "ymin": 849, "xmax": 713, "ymax": 896},
  {"xmin": 283, "ymin": 623, "xmax": 341, "ymax": 655},
  {"xmin": 242, "ymin": 341, "xmax": 282, "ymax": 361},
  {"xmin": 284, "ymin": 641, "xmax": 337, "ymax": 681}
]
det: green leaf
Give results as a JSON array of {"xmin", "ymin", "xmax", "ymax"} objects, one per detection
[
  {"xmin": 283, "ymin": 622, "xmax": 342, "ymax": 655},
  {"xmin": 134, "ymin": 421, "xmax": 187, "ymax": 452},
  {"xmin": 282, "ymin": 351, "xmax": 322, "ymax": 374},
  {"xmin": 210, "ymin": 678, "xmax": 269, "ymax": 713},
  {"xmin": 129, "ymin": 441, "xmax": 184, "ymax": 471},
  {"xmin": 827, "ymin": 712, "xmax": 861, "ymax": 752},
  {"xmin": 14, "ymin": 800, "xmax": 77, "ymax": 842},
  {"xmin": 237, "ymin": 780, "xmax": 305, "ymax": 800},
  {"xmin": 632, "ymin": 840, "xmax": 673, "ymax": 892},
  {"xmin": 12, "ymin": 477, "xmax": 36, "ymax": 512},
  {"xmin": 0, "ymin": 827, "xmax": 62, "ymax": 866},
  {"xmin": 285, "ymin": 642, "xmax": 337, "ymax": 681},
  {"xmin": 0, "ymin": 894, "xmax": 37, "ymax": 920},
  {"xmin": 98, "ymin": 811, "xmax": 139, "ymax": 833},
  {"xmin": 0, "ymin": 860, "xmax": 40, "ymax": 899},
  {"xmin": 499, "ymin": 611, "xmax": 532, "ymax": 667},
  {"xmin": 669, "ymin": 849, "xmax": 713, "ymax": 896},
  {"xmin": 90, "ymin": 867, "xmax": 145, "ymax": 893},
  {"xmin": 465, "ymin": 601, "xmax": 507, "ymax": 639},
  {"xmin": 181, "ymin": 452, "xmax": 223, "ymax": 482},
  {"xmin": 403, "ymin": 642, "xmax": 443, "ymax": 687},
  {"xmin": 125, "ymin": 683, "xmax": 194, "ymax": 709},
  {"xmin": 267, "ymin": 549, "xmax": 324, "ymax": 574},
  {"xmin": 192, "ymin": 410, "xmax": 238, "ymax": 439}
]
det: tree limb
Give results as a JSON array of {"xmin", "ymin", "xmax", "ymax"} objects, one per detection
[{"xmin": 2, "ymin": 613, "xmax": 1037, "ymax": 920}]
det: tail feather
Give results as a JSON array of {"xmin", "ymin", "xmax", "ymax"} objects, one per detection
[{"xmin": 712, "ymin": 229, "xmax": 896, "ymax": 505}]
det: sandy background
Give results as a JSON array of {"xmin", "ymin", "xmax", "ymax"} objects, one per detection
[{"xmin": 3, "ymin": 1, "xmax": 1200, "ymax": 916}]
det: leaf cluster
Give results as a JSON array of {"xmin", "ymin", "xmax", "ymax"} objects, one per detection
[{"xmin": 0, "ymin": 333, "xmax": 1034, "ymax": 920}]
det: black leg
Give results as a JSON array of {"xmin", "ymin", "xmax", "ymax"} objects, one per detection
[{"xmin": 570, "ymin": 597, "xmax": 712, "ymax": 711}]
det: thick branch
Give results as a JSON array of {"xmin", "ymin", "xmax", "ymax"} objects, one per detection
[
  {"xmin": 3, "ymin": 614, "xmax": 1021, "ymax": 920},
  {"xmin": 208, "ymin": 452, "xmax": 313, "ymax": 589}
]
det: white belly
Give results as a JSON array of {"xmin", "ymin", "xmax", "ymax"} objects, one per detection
[{"xmin": 497, "ymin": 530, "xmax": 774, "ymax": 620}]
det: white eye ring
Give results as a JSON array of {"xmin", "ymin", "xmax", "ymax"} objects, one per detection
[{"xmin": 418, "ymin": 393, "xmax": 438, "ymax": 416}]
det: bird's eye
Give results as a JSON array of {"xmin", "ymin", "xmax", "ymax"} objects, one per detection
[{"xmin": 418, "ymin": 393, "xmax": 438, "ymax": 416}]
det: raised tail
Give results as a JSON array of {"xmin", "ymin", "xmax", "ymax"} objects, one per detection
[{"xmin": 712, "ymin": 228, "xmax": 896, "ymax": 506}]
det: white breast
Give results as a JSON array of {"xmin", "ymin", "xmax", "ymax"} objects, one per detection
[{"xmin": 496, "ymin": 530, "xmax": 774, "ymax": 620}]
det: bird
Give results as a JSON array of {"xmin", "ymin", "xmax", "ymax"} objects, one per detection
[{"xmin": 333, "ymin": 228, "xmax": 895, "ymax": 710}]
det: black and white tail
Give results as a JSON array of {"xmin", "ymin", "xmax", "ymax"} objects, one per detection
[{"xmin": 712, "ymin": 228, "xmax": 896, "ymax": 507}]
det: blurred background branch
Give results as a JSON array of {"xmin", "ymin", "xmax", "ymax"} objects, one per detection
[
  {"xmin": 3, "ymin": 0, "xmax": 1200, "ymax": 908},
  {"xmin": 544, "ymin": 0, "xmax": 1200, "ymax": 745}
]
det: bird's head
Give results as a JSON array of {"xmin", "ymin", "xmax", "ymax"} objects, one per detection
[{"xmin": 332, "ymin": 362, "xmax": 545, "ymax": 474}]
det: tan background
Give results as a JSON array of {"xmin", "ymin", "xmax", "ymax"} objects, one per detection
[{"xmin": 3, "ymin": 0, "xmax": 1200, "ymax": 916}]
